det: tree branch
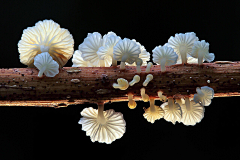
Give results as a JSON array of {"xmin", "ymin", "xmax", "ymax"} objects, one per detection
[{"xmin": 1, "ymin": 61, "xmax": 240, "ymax": 107}]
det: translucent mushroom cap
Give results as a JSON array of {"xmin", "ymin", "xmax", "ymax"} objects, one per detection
[
  {"xmin": 167, "ymin": 32, "xmax": 198, "ymax": 64},
  {"xmin": 190, "ymin": 40, "xmax": 215, "ymax": 63},
  {"xmin": 18, "ymin": 19, "xmax": 74, "ymax": 68},
  {"xmin": 194, "ymin": 86, "xmax": 214, "ymax": 106},
  {"xmin": 34, "ymin": 52, "xmax": 59, "ymax": 77},
  {"xmin": 113, "ymin": 38, "xmax": 141, "ymax": 64},
  {"xmin": 78, "ymin": 107, "xmax": 126, "ymax": 144},
  {"xmin": 72, "ymin": 50, "xmax": 94, "ymax": 67},
  {"xmin": 112, "ymin": 78, "xmax": 129, "ymax": 90}
]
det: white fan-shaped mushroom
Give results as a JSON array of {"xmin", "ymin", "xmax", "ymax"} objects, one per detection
[
  {"xmin": 143, "ymin": 98, "xmax": 165, "ymax": 123},
  {"xmin": 168, "ymin": 32, "xmax": 198, "ymax": 64},
  {"xmin": 140, "ymin": 88, "xmax": 149, "ymax": 102},
  {"xmin": 72, "ymin": 50, "xmax": 94, "ymax": 67},
  {"xmin": 112, "ymin": 78, "xmax": 129, "ymax": 90},
  {"xmin": 157, "ymin": 91, "xmax": 167, "ymax": 102},
  {"xmin": 79, "ymin": 32, "xmax": 112, "ymax": 67},
  {"xmin": 176, "ymin": 54, "xmax": 198, "ymax": 64},
  {"xmin": 78, "ymin": 103, "xmax": 126, "ymax": 144},
  {"xmin": 34, "ymin": 52, "xmax": 59, "ymax": 77},
  {"xmin": 97, "ymin": 34, "xmax": 121, "ymax": 66},
  {"xmin": 189, "ymin": 40, "xmax": 215, "ymax": 65},
  {"xmin": 129, "ymin": 75, "xmax": 140, "ymax": 86},
  {"xmin": 152, "ymin": 45, "xmax": 178, "ymax": 72},
  {"xmin": 18, "ymin": 19, "xmax": 74, "ymax": 68},
  {"xmin": 161, "ymin": 98, "xmax": 182, "ymax": 124},
  {"xmin": 113, "ymin": 38, "xmax": 141, "ymax": 70},
  {"xmin": 194, "ymin": 86, "xmax": 214, "ymax": 106},
  {"xmin": 180, "ymin": 97, "xmax": 205, "ymax": 126},
  {"xmin": 128, "ymin": 93, "xmax": 137, "ymax": 109}
]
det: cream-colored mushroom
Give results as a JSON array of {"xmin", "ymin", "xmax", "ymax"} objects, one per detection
[
  {"xmin": 112, "ymin": 78, "xmax": 129, "ymax": 90},
  {"xmin": 145, "ymin": 62, "xmax": 153, "ymax": 73},
  {"xmin": 129, "ymin": 75, "xmax": 140, "ymax": 86},
  {"xmin": 140, "ymin": 88, "xmax": 149, "ymax": 102},
  {"xmin": 157, "ymin": 91, "xmax": 167, "ymax": 102},
  {"xmin": 143, "ymin": 74, "xmax": 153, "ymax": 86},
  {"xmin": 128, "ymin": 93, "xmax": 137, "ymax": 109}
]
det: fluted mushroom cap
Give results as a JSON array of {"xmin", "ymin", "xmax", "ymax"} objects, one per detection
[
  {"xmin": 113, "ymin": 38, "xmax": 141, "ymax": 64},
  {"xmin": 194, "ymin": 86, "xmax": 214, "ymax": 106},
  {"xmin": 18, "ymin": 19, "xmax": 74, "ymax": 68},
  {"xmin": 143, "ymin": 105, "xmax": 165, "ymax": 123},
  {"xmin": 78, "ymin": 107, "xmax": 126, "ymax": 144},
  {"xmin": 72, "ymin": 50, "xmax": 94, "ymax": 67}
]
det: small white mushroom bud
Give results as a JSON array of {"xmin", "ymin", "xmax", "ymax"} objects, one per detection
[
  {"xmin": 135, "ymin": 58, "xmax": 143, "ymax": 73},
  {"xmin": 128, "ymin": 93, "xmax": 137, "ymax": 109},
  {"xmin": 129, "ymin": 75, "xmax": 140, "ymax": 86},
  {"xmin": 145, "ymin": 62, "xmax": 153, "ymax": 73},
  {"xmin": 143, "ymin": 74, "xmax": 153, "ymax": 86},
  {"xmin": 140, "ymin": 88, "xmax": 149, "ymax": 102},
  {"xmin": 112, "ymin": 78, "xmax": 129, "ymax": 90},
  {"xmin": 157, "ymin": 91, "xmax": 167, "ymax": 102}
]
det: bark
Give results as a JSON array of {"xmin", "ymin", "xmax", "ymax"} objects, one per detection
[{"xmin": 0, "ymin": 61, "xmax": 240, "ymax": 108}]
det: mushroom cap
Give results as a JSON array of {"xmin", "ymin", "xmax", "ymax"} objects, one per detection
[
  {"xmin": 143, "ymin": 105, "xmax": 165, "ymax": 123},
  {"xmin": 152, "ymin": 45, "xmax": 178, "ymax": 66},
  {"xmin": 78, "ymin": 107, "xmax": 126, "ymax": 144},
  {"xmin": 113, "ymin": 38, "xmax": 141, "ymax": 64},
  {"xmin": 190, "ymin": 40, "xmax": 215, "ymax": 62},
  {"xmin": 18, "ymin": 19, "xmax": 74, "ymax": 68},
  {"xmin": 34, "ymin": 52, "xmax": 59, "ymax": 77},
  {"xmin": 79, "ymin": 32, "xmax": 112, "ymax": 67},
  {"xmin": 176, "ymin": 54, "xmax": 198, "ymax": 64},
  {"xmin": 194, "ymin": 86, "xmax": 214, "ymax": 106},
  {"xmin": 161, "ymin": 101, "xmax": 182, "ymax": 125},
  {"xmin": 157, "ymin": 91, "xmax": 167, "ymax": 102},
  {"xmin": 113, "ymin": 78, "xmax": 129, "ymax": 90},
  {"xmin": 180, "ymin": 100, "xmax": 205, "ymax": 126},
  {"xmin": 167, "ymin": 32, "xmax": 198, "ymax": 62},
  {"xmin": 129, "ymin": 75, "xmax": 140, "ymax": 86},
  {"xmin": 128, "ymin": 100, "xmax": 137, "ymax": 109},
  {"xmin": 126, "ymin": 40, "xmax": 150, "ymax": 66},
  {"xmin": 72, "ymin": 50, "xmax": 94, "ymax": 67}
]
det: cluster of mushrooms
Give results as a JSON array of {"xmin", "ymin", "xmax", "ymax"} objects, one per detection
[{"xmin": 18, "ymin": 19, "xmax": 215, "ymax": 144}]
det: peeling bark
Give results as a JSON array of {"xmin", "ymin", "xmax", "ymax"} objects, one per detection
[{"xmin": 1, "ymin": 61, "xmax": 240, "ymax": 107}]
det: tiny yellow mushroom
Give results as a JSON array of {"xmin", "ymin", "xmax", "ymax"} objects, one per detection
[
  {"xmin": 140, "ymin": 88, "xmax": 149, "ymax": 102},
  {"xmin": 145, "ymin": 62, "xmax": 153, "ymax": 73},
  {"xmin": 157, "ymin": 91, "xmax": 167, "ymax": 102},
  {"xmin": 129, "ymin": 75, "xmax": 140, "ymax": 86},
  {"xmin": 128, "ymin": 93, "xmax": 137, "ymax": 109},
  {"xmin": 112, "ymin": 78, "xmax": 129, "ymax": 90},
  {"xmin": 143, "ymin": 74, "xmax": 153, "ymax": 86}
]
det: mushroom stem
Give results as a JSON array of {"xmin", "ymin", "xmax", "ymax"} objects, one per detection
[
  {"xmin": 185, "ymin": 97, "xmax": 190, "ymax": 111},
  {"xmin": 97, "ymin": 102, "xmax": 106, "ymax": 124},
  {"xmin": 146, "ymin": 62, "xmax": 153, "ymax": 73},
  {"xmin": 160, "ymin": 58, "xmax": 166, "ymax": 72},
  {"xmin": 112, "ymin": 59, "xmax": 117, "ymax": 67},
  {"xmin": 120, "ymin": 62, "xmax": 125, "ymax": 70},
  {"xmin": 136, "ymin": 66, "xmax": 141, "ymax": 73},
  {"xmin": 150, "ymin": 98, "xmax": 156, "ymax": 112},
  {"xmin": 168, "ymin": 98, "xmax": 174, "ymax": 109},
  {"xmin": 38, "ymin": 65, "xmax": 47, "ymax": 77},
  {"xmin": 179, "ymin": 46, "xmax": 187, "ymax": 64},
  {"xmin": 198, "ymin": 50, "xmax": 204, "ymax": 65},
  {"xmin": 99, "ymin": 60, "xmax": 105, "ymax": 67}
]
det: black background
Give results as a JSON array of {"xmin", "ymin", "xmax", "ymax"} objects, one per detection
[{"xmin": 0, "ymin": 1, "xmax": 240, "ymax": 159}]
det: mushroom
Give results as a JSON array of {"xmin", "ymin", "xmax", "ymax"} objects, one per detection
[
  {"xmin": 143, "ymin": 98, "xmax": 165, "ymax": 123},
  {"xmin": 129, "ymin": 75, "xmax": 140, "ymax": 86},
  {"xmin": 113, "ymin": 38, "xmax": 141, "ymax": 70},
  {"xmin": 79, "ymin": 32, "xmax": 112, "ymax": 67},
  {"xmin": 152, "ymin": 45, "xmax": 178, "ymax": 72},
  {"xmin": 167, "ymin": 32, "xmax": 198, "ymax": 64},
  {"xmin": 193, "ymin": 86, "xmax": 214, "ymax": 106},
  {"xmin": 78, "ymin": 103, "xmax": 126, "ymax": 144},
  {"xmin": 33, "ymin": 52, "xmax": 59, "ymax": 77},
  {"xmin": 128, "ymin": 93, "xmax": 137, "ymax": 109},
  {"xmin": 157, "ymin": 91, "xmax": 167, "ymax": 102},
  {"xmin": 18, "ymin": 19, "xmax": 74, "ymax": 68},
  {"xmin": 161, "ymin": 98, "xmax": 182, "ymax": 124},
  {"xmin": 145, "ymin": 62, "xmax": 153, "ymax": 73},
  {"xmin": 72, "ymin": 50, "xmax": 94, "ymax": 67},
  {"xmin": 180, "ymin": 97, "xmax": 205, "ymax": 126},
  {"xmin": 140, "ymin": 88, "xmax": 149, "ymax": 102},
  {"xmin": 97, "ymin": 34, "xmax": 121, "ymax": 67},
  {"xmin": 112, "ymin": 78, "xmax": 129, "ymax": 90},
  {"xmin": 135, "ymin": 57, "xmax": 143, "ymax": 73},
  {"xmin": 189, "ymin": 40, "xmax": 215, "ymax": 65},
  {"xmin": 143, "ymin": 74, "xmax": 153, "ymax": 86}
]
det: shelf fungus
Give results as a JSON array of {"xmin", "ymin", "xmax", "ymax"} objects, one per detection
[
  {"xmin": 143, "ymin": 74, "xmax": 153, "ymax": 86},
  {"xmin": 140, "ymin": 88, "xmax": 149, "ymax": 102},
  {"xmin": 113, "ymin": 38, "xmax": 141, "ymax": 70},
  {"xmin": 193, "ymin": 86, "xmax": 214, "ymax": 106},
  {"xmin": 128, "ymin": 93, "xmax": 137, "ymax": 109},
  {"xmin": 18, "ymin": 19, "xmax": 74, "ymax": 68},
  {"xmin": 112, "ymin": 78, "xmax": 129, "ymax": 90},
  {"xmin": 129, "ymin": 75, "xmax": 140, "ymax": 86},
  {"xmin": 157, "ymin": 91, "xmax": 167, "ymax": 102},
  {"xmin": 179, "ymin": 97, "xmax": 205, "ymax": 126},
  {"xmin": 143, "ymin": 98, "xmax": 165, "ymax": 123},
  {"xmin": 161, "ymin": 98, "xmax": 182, "ymax": 125},
  {"xmin": 78, "ymin": 103, "xmax": 126, "ymax": 144},
  {"xmin": 34, "ymin": 52, "xmax": 59, "ymax": 77}
]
